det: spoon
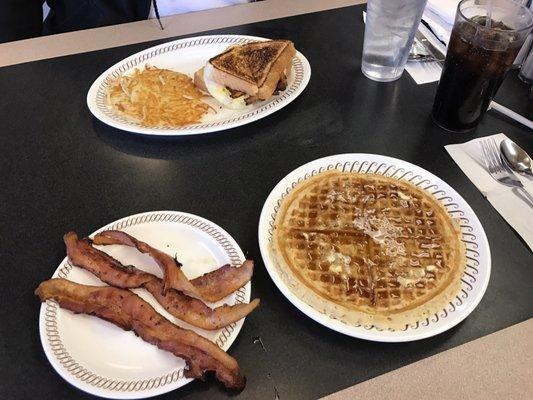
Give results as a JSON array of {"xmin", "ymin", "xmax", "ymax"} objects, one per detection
[{"xmin": 500, "ymin": 139, "xmax": 533, "ymax": 176}]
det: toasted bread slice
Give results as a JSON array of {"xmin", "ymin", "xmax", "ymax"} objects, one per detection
[{"xmin": 208, "ymin": 40, "xmax": 295, "ymax": 100}]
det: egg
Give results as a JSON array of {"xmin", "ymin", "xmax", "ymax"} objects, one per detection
[{"xmin": 203, "ymin": 63, "xmax": 249, "ymax": 110}]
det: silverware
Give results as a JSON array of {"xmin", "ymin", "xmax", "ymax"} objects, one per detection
[
  {"xmin": 414, "ymin": 30, "xmax": 445, "ymax": 62},
  {"xmin": 500, "ymin": 138, "xmax": 533, "ymax": 176},
  {"xmin": 408, "ymin": 37, "xmax": 441, "ymax": 62},
  {"xmin": 481, "ymin": 137, "xmax": 533, "ymax": 207},
  {"xmin": 408, "ymin": 51, "xmax": 440, "ymax": 62}
]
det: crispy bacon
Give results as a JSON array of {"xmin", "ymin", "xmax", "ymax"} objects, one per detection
[
  {"xmin": 93, "ymin": 230, "xmax": 254, "ymax": 301},
  {"xmin": 92, "ymin": 230, "xmax": 201, "ymax": 297},
  {"xmin": 35, "ymin": 278, "xmax": 246, "ymax": 390},
  {"xmin": 65, "ymin": 232, "xmax": 259, "ymax": 330},
  {"xmin": 65, "ymin": 232, "xmax": 153, "ymax": 288},
  {"xmin": 144, "ymin": 279, "xmax": 260, "ymax": 330},
  {"xmin": 191, "ymin": 261, "xmax": 254, "ymax": 302}
]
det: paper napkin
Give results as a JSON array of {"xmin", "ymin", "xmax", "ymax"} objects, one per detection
[
  {"xmin": 445, "ymin": 133, "xmax": 533, "ymax": 251},
  {"xmin": 425, "ymin": 0, "xmax": 460, "ymax": 27},
  {"xmin": 423, "ymin": 8, "xmax": 453, "ymax": 44}
]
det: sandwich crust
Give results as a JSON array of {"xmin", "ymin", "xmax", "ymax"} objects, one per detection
[{"xmin": 207, "ymin": 40, "xmax": 296, "ymax": 100}]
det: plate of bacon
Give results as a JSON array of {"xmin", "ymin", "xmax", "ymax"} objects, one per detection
[{"xmin": 36, "ymin": 211, "xmax": 259, "ymax": 399}]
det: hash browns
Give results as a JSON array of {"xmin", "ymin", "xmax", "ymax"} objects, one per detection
[{"xmin": 106, "ymin": 66, "xmax": 210, "ymax": 127}]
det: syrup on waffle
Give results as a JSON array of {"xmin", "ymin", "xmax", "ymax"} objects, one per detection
[{"xmin": 271, "ymin": 170, "xmax": 465, "ymax": 328}]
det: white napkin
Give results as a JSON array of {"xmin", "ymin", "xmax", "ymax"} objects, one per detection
[
  {"xmin": 445, "ymin": 133, "xmax": 533, "ymax": 252},
  {"xmin": 423, "ymin": 8, "xmax": 454, "ymax": 44},
  {"xmin": 422, "ymin": 0, "xmax": 459, "ymax": 44},
  {"xmin": 426, "ymin": 0, "xmax": 460, "ymax": 26}
]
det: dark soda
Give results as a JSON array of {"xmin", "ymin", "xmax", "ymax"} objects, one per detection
[{"xmin": 432, "ymin": 18, "xmax": 521, "ymax": 132}]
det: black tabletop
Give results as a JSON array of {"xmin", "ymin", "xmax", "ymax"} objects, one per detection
[{"xmin": 1, "ymin": 4, "xmax": 532, "ymax": 400}]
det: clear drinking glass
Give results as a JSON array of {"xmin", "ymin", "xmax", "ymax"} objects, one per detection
[
  {"xmin": 362, "ymin": 0, "xmax": 428, "ymax": 82},
  {"xmin": 432, "ymin": 0, "xmax": 533, "ymax": 132}
]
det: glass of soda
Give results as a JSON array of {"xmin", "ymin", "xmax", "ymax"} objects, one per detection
[
  {"xmin": 362, "ymin": 0, "xmax": 428, "ymax": 82},
  {"xmin": 432, "ymin": 0, "xmax": 533, "ymax": 132}
]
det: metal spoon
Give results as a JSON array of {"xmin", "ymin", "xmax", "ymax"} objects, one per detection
[{"xmin": 500, "ymin": 139, "xmax": 533, "ymax": 176}]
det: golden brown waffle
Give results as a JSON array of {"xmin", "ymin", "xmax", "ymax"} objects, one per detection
[{"xmin": 271, "ymin": 171, "xmax": 465, "ymax": 328}]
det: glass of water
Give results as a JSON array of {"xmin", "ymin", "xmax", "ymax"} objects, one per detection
[{"xmin": 362, "ymin": 0, "xmax": 428, "ymax": 82}]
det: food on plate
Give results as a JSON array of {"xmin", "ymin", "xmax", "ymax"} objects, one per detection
[
  {"xmin": 194, "ymin": 40, "xmax": 295, "ymax": 109},
  {"xmin": 106, "ymin": 66, "xmax": 210, "ymax": 127},
  {"xmin": 190, "ymin": 261, "xmax": 254, "ymax": 303},
  {"xmin": 92, "ymin": 230, "xmax": 201, "ymax": 296},
  {"xmin": 35, "ymin": 279, "xmax": 245, "ymax": 390},
  {"xmin": 144, "ymin": 279, "xmax": 259, "ymax": 330},
  {"xmin": 65, "ymin": 231, "xmax": 154, "ymax": 288},
  {"xmin": 93, "ymin": 230, "xmax": 254, "ymax": 302},
  {"xmin": 271, "ymin": 170, "xmax": 466, "ymax": 329},
  {"xmin": 64, "ymin": 232, "xmax": 259, "ymax": 330}
]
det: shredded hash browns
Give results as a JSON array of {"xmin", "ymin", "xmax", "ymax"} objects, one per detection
[{"xmin": 106, "ymin": 66, "xmax": 209, "ymax": 127}]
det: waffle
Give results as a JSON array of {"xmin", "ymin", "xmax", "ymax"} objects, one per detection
[{"xmin": 271, "ymin": 170, "xmax": 465, "ymax": 328}]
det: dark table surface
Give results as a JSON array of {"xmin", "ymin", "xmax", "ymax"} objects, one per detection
[{"xmin": 1, "ymin": 4, "xmax": 532, "ymax": 400}]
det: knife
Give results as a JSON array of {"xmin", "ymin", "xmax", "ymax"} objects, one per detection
[{"xmin": 414, "ymin": 30, "xmax": 445, "ymax": 63}]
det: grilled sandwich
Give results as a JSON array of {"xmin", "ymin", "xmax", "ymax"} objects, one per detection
[{"xmin": 194, "ymin": 39, "xmax": 295, "ymax": 109}]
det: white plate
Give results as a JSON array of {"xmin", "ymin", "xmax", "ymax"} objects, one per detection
[
  {"xmin": 39, "ymin": 211, "xmax": 250, "ymax": 399},
  {"xmin": 258, "ymin": 154, "xmax": 491, "ymax": 342},
  {"xmin": 87, "ymin": 35, "xmax": 311, "ymax": 136}
]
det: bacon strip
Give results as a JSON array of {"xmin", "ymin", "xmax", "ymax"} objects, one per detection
[
  {"xmin": 191, "ymin": 261, "xmax": 254, "ymax": 302},
  {"xmin": 65, "ymin": 232, "xmax": 259, "ymax": 330},
  {"xmin": 93, "ymin": 230, "xmax": 254, "ymax": 301},
  {"xmin": 65, "ymin": 232, "xmax": 153, "ymax": 288},
  {"xmin": 35, "ymin": 278, "xmax": 245, "ymax": 390},
  {"xmin": 144, "ymin": 279, "xmax": 260, "ymax": 330},
  {"xmin": 92, "ymin": 230, "xmax": 201, "ymax": 297}
]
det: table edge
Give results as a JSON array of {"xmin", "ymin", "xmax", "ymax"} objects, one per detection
[
  {"xmin": 0, "ymin": 0, "xmax": 364, "ymax": 67},
  {"xmin": 321, "ymin": 318, "xmax": 533, "ymax": 400}
]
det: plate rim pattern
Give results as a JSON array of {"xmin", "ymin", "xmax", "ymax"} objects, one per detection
[
  {"xmin": 87, "ymin": 34, "xmax": 310, "ymax": 135},
  {"xmin": 40, "ymin": 210, "xmax": 247, "ymax": 395},
  {"xmin": 258, "ymin": 154, "xmax": 491, "ymax": 342}
]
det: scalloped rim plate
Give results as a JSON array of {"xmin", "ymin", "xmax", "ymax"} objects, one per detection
[
  {"xmin": 87, "ymin": 35, "xmax": 311, "ymax": 136},
  {"xmin": 258, "ymin": 154, "xmax": 491, "ymax": 342},
  {"xmin": 38, "ymin": 211, "xmax": 250, "ymax": 398}
]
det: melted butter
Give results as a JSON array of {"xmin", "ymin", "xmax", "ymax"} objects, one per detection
[
  {"xmin": 397, "ymin": 268, "xmax": 426, "ymax": 287},
  {"xmin": 354, "ymin": 213, "xmax": 406, "ymax": 257},
  {"xmin": 411, "ymin": 268, "xmax": 426, "ymax": 278},
  {"xmin": 324, "ymin": 251, "xmax": 352, "ymax": 275},
  {"xmin": 397, "ymin": 276, "xmax": 415, "ymax": 287},
  {"xmin": 412, "ymin": 251, "xmax": 430, "ymax": 258},
  {"xmin": 399, "ymin": 200, "xmax": 410, "ymax": 208},
  {"xmin": 397, "ymin": 191, "xmax": 411, "ymax": 201},
  {"xmin": 420, "ymin": 243, "xmax": 440, "ymax": 249},
  {"xmin": 329, "ymin": 264, "xmax": 343, "ymax": 274},
  {"xmin": 326, "ymin": 189, "xmax": 359, "ymax": 204}
]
